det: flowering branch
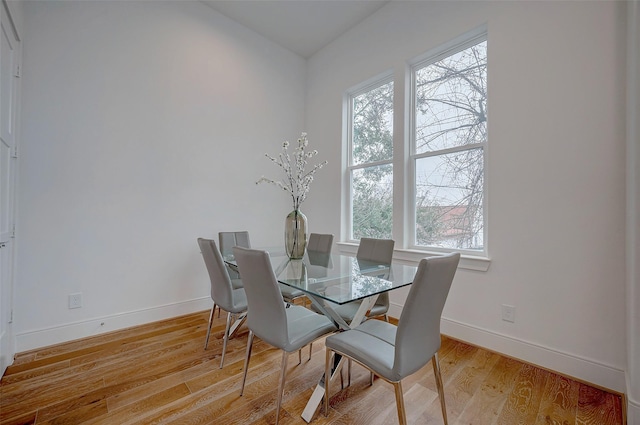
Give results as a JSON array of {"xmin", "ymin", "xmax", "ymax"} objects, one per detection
[{"xmin": 257, "ymin": 132, "xmax": 327, "ymax": 210}]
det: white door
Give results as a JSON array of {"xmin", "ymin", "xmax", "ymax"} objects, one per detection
[{"xmin": 0, "ymin": 0, "xmax": 20, "ymax": 375}]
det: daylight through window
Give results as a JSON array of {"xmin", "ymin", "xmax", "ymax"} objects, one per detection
[
  {"xmin": 412, "ymin": 37, "xmax": 487, "ymax": 251},
  {"xmin": 348, "ymin": 79, "xmax": 394, "ymax": 240}
]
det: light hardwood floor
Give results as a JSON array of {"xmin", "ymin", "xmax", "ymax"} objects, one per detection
[{"xmin": 0, "ymin": 310, "xmax": 625, "ymax": 425}]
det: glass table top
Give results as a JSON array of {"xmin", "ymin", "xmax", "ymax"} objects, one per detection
[{"xmin": 225, "ymin": 248, "xmax": 417, "ymax": 305}]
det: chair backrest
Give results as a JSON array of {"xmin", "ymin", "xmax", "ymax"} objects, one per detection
[
  {"xmin": 307, "ymin": 233, "xmax": 334, "ymax": 254},
  {"xmin": 197, "ymin": 238, "xmax": 237, "ymax": 311},
  {"xmin": 394, "ymin": 252, "xmax": 460, "ymax": 378},
  {"xmin": 232, "ymin": 246, "xmax": 289, "ymax": 348},
  {"xmin": 218, "ymin": 231, "xmax": 251, "ymax": 257},
  {"xmin": 307, "ymin": 233, "xmax": 333, "ymax": 269},
  {"xmin": 356, "ymin": 238, "xmax": 394, "ymax": 265},
  {"xmin": 356, "ymin": 238, "xmax": 395, "ymax": 286}
]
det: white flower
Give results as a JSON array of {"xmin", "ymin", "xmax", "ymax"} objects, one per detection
[{"xmin": 257, "ymin": 132, "xmax": 327, "ymax": 211}]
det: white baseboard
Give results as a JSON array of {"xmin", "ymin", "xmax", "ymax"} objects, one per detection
[
  {"xmin": 629, "ymin": 399, "xmax": 640, "ymax": 425},
  {"xmin": 627, "ymin": 374, "xmax": 640, "ymax": 425},
  {"xmin": 14, "ymin": 297, "xmax": 212, "ymax": 353},
  {"xmin": 439, "ymin": 317, "xmax": 626, "ymax": 394}
]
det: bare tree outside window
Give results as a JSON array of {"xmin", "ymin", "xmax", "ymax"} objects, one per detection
[
  {"xmin": 350, "ymin": 81, "xmax": 393, "ymax": 240},
  {"xmin": 414, "ymin": 40, "xmax": 487, "ymax": 250}
]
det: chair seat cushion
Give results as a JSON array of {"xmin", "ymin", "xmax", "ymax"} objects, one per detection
[
  {"xmin": 326, "ymin": 321, "xmax": 400, "ymax": 382},
  {"xmin": 283, "ymin": 305, "xmax": 336, "ymax": 352},
  {"xmin": 354, "ymin": 318, "xmax": 396, "ymax": 345}
]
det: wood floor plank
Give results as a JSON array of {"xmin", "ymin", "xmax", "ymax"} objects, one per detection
[
  {"xmin": 326, "ymin": 382, "xmax": 394, "ymax": 425},
  {"xmin": 0, "ymin": 409, "xmax": 37, "ymax": 425},
  {"xmin": 82, "ymin": 384, "xmax": 192, "ymax": 425},
  {"xmin": 5, "ymin": 337, "xmax": 212, "ymax": 422},
  {"xmin": 29, "ymin": 314, "xmax": 207, "ymax": 361},
  {"xmin": 35, "ymin": 399, "xmax": 109, "ymax": 425},
  {"xmin": 3, "ymin": 318, "xmax": 207, "ymax": 376},
  {"xmin": 576, "ymin": 384, "xmax": 624, "ymax": 425},
  {"xmin": 177, "ymin": 357, "xmax": 324, "ymax": 425},
  {"xmin": 432, "ymin": 340, "xmax": 479, "ymax": 391},
  {"xmin": 106, "ymin": 358, "xmax": 217, "ymax": 412},
  {"xmin": 534, "ymin": 373, "xmax": 580, "ymax": 425},
  {"xmin": 444, "ymin": 347, "xmax": 502, "ymax": 418},
  {"xmin": 387, "ymin": 382, "xmax": 439, "ymax": 424},
  {"xmin": 143, "ymin": 359, "xmax": 281, "ymax": 424},
  {"xmin": 10, "ymin": 353, "xmax": 36, "ymax": 367},
  {"xmin": 0, "ymin": 360, "xmax": 71, "ymax": 387},
  {"xmin": 454, "ymin": 355, "xmax": 524, "ymax": 425},
  {"xmin": 498, "ymin": 364, "xmax": 550, "ymax": 425},
  {"xmin": 0, "ymin": 311, "xmax": 625, "ymax": 425},
  {"xmin": 0, "ymin": 376, "xmax": 105, "ymax": 423}
]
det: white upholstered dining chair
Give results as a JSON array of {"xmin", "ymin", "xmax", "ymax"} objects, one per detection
[
  {"xmin": 279, "ymin": 232, "xmax": 334, "ymax": 306},
  {"xmin": 197, "ymin": 238, "xmax": 248, "ymax": 368},
  {"xmin": 307, "ymin": 232, "xmax": 334, "ymax": 253},
  {"xmin": 311, "ymin": 237, "xmax": 394, "ymax": 323},
  {"xmin": 233, "ymin": 246, "xmax": 337, "ymax": 425},
  {"xmin": 324, "ymin": 252, "xmax": 460, "ymax": 425}
]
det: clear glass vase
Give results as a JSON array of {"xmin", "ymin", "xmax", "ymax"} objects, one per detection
[{"xmin": 285, "ymin": 209, "xmax": 307, "ymax": 259}]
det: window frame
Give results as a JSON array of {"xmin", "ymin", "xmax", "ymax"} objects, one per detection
[
  {"xmin": 408, "ymin": 30, "xmax": 488, "ymax": 257},
  {"xmin": 345, "ymin": 74, "xmax": 395, "ymax": 242}
]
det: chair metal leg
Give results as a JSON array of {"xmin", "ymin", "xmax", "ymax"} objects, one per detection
[
  {"xmin": 393, "ymin": 380, "xmax": 407, "ymax": 425},
  {"xmin": 275, "ymin": 350, "xmax": 288, "ymax": 425},
  {"xmin": 204, "ymin": 304, "xmax": 216, "ymax": 350},
  {"xmin": 432, "ymin": 353, "xmax": 448, "ymax": 425},
  {"xmin": 370, "ymin": 371, "xmax": 374, "ymax": 386},
  {"xmin": 219, "ymin": 312, "xmax": 232, "ymax": 368},
  {"xmin": 324, "ymin": 348, "xmax": 332, "ymax": 417},
  {"xmin": 347, "ymin": 358, "xmax": 352, "ymax": 387},
  {"xmin": 240, "ymin": 331, "xmax": 254, "ymax": 396},
  {"xmin": 298, "ymin": 342, "xmax": 313, "ymax": 364}
]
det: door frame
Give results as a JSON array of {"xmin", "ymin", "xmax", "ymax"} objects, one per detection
[{"xmin": 0, "ymin": 0, "xmax": 21, "ymax": 376}]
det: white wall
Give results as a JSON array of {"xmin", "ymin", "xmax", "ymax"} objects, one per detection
[
  {"xmin": 15, "ymin": 0, "xmax": 306, "ymax": 350},
  {"xmin": 305, "ymin": 1, "xmax": 627, "ymax": 392}
]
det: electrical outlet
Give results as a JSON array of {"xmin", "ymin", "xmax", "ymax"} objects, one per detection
[
  {"xmin": 501, "ymin": 304, "xmax": 515, "ymax": 323},
  {"xmin": 69, "ymin": 293, "xmax": 82, "ymax": 309}
]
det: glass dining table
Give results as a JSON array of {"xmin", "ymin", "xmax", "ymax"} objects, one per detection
[{"xmin": 224, "ymin": 247, "xmax": 418, "ymax": 422}]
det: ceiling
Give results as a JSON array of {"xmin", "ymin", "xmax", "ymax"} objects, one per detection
[{"xmin": 201, "ymin": 0, "xmax": 390, "ymax": 58}]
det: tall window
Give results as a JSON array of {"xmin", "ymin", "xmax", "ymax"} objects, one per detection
[
  {"xmin": 348, "ymin": 79, "xmax": 394, "ymax": 240},
  {"xmin": 412, "ymin": 36, "xmax": 487, "ymax": 252}
]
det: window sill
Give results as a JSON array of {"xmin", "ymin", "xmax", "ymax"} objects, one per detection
[{"xmin": 336, "ymin": 242, "xmax": 491, "ymax": 272}]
